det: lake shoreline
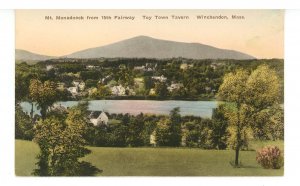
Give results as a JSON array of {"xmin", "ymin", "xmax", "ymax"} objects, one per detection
[
  {"xmin": 20, "ymin": 100, "xmax": 219, "ymax": 118},
  {"xmin": 63, "ymin": 96, "xmax": 217, "ymax": 102}
]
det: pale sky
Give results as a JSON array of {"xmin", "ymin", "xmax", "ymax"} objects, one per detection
[{"xmin": 16, "ymin": 10, "xmax": 284, "ymax": 59}]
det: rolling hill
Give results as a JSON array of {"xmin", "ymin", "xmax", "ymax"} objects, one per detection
[
  {"xmin": 16, "ymin": 36, "xmax": 255, "ymax": 61},
  {"xmin": 66, "ymin": 36, "xmax": 255, "ymax": 59}
]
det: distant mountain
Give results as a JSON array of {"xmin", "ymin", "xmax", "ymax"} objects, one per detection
[
  {"xmin": 66, "ymin": 36, "xmax": 255, "ymax": 60},
  {"xmin": 15, "ymin": 49, "xmax": 56, "ymax": 61}
]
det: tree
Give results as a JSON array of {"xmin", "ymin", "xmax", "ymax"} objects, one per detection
[
  {"xmin": 217, "ymin": 65, "xmax": 281, "ymax": 166},
  {"xmin": 245, "ymin": 65, "xmax": 281, "ymax": 140},
  {"xmin": 154, "ymin": 82, "xmax": 168, "ymax": 98},
  {"xmin": 15, "ymin": 104, "xmax": 34, "ymax": 140},
  {"xmin": 90, "ymin": 84, "xmax": 111, "ymax": 98},
  {"xmin": 267, "ymin": 106, "xmax": 284, "ymax": 140},
  {"xmin": 169, "ymin": 107, "xmax": 182, "ymax": 146},
  {"xmin": 126, "ymin": 114, "xmax": 144, "ymax": 147},
  {"xmin": 33, "ymin": 102, "xmax": 100, "ymax": 176},
  {"xmin": 29, "ymin": 79, "xmax": 58, "ymax": 120},
  {"xmin": 155, "ymin": 117, "xmax": 172, "ymax": 146},
  {"xmin": 211, "ymin": 105, "xmax": 229, "ymax": 150}
]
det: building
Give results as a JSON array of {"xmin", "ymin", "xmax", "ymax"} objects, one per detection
[
  {"xmin": 111, "ymin": 85, "xmax": 126, "ymax": 96},
  {"xmin": 89, "ymin": 111, "xmax": 109, "ymax": 126},
  {"xmin": 150, "ymin": 131, "xmax": 156, "ymax": 147},
  {"xmin": 180, "ymin": 63, "xmax": 193, "ymax": 70},
  {"xmin": 46, "ymin": 65, "xmax": 54, "ymax": 71},
  {"xmin": 86, "ymin": 65, "xmax": 99, "ymax": 70},
  {"xmin": 167, "ymin": 83, "xmax": 183, "ymax": 92},
  {"xmin": 152, "ymin": 75, "xmax": 167, "ymax": 82},
  {"xmin": 134, "ymin": 65, "xmax": 146, "ymax": 71},
  {"xmin": 69, "ymin": 80, "xmax": 85, "ymax": 93},
  {"xmin": 78, "ymin": 82, "xmax": 85, "ymax": 91},
  {"xmin": 67, "ymin": 86, "xmax": 79, "ymax": 96},
  {"xmin": 149, "ymin": 88, "xmax": 156, "ymax": 95},
  {"xmin": 57, "ymin": 82, "xmax": 66, "ymax": 90}
]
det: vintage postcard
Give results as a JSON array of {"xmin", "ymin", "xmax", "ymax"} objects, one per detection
[{"xmin": 15, "ymin": 10, "xmax": 284, "ymax": 176}]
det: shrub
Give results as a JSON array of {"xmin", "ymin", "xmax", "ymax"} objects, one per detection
[{"xmin": 256, "ymin": 146, "xmax": 283, "ymax": 169}]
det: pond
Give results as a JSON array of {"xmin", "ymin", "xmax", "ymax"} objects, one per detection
[{"xmin": 20, "ymin": 100, "xmax": 219, "ymax": 118}]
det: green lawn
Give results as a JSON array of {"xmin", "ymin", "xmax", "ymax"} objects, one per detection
[{"xmin": 15, "ymin": 139, "xmax": 284, "ymax": 176}]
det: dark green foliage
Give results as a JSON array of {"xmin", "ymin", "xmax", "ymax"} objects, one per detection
[
  {"xmin": 169, "ymin": 107, "xmax": 182, "ymax": 146},
  {"xmin": 80, "ymin": 71, "xmax": 102, "ymax": 81},
  {"xmin": 144, "ymin": 76, "xmax": 154, "ymax": 91},
  {"xmin": 126, "ymin": 114, "xmax": 145, "ymax": 147},
  {"xmin": 211, "ymin": 105, "xmax": 229, "ymax": 149},
  {"xmin": 15, "ymin": 104, "xmax": 34, "ymax": 140},
  {"xmin": 141, "ymin": 117, "xmax": 158, "ymax": 146},
  {"xmin": 85, "ymin": 79, "xmax": 99, "ymax": 88},
  {"xmin": 33, "ymin": 103, "xmax": 100, "ymax": 176},
  {"xmin": 154, "ymin": 82, "xmax": 168, "ymax": 98},
  {"xmin": 155, "ymin": 117, "xmax": 172, "ymax": 146}
]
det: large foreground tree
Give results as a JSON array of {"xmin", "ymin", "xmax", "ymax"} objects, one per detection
[
  {"xmin": 217, "ymin": 65, "xmax": 281, "ymax": 166},
  {"xmin": 33, "ymin": 102, "xmax": 100, "ymax": 176}
]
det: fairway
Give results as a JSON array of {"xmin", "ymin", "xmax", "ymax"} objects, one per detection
[{"xmin": 15, "ymin": 140, "xmax": 283, "ymax": 176}]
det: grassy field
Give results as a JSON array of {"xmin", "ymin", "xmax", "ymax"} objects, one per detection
[{"xmin": 15, "ymin": 139, "xmax": 284, "ymax": 176}]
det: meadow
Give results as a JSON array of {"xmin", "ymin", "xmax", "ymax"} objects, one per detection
[{"xmin": 15, "ymin": 140, "xmax": 283, "ymax": 176}]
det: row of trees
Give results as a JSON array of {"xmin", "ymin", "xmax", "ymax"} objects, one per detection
[{"xmin": 16, "ymin": 58, "xmax": 284, "ymax": 101}]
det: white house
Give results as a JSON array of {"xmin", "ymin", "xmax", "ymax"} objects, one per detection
[
  {"xmin": 111, "ymin": 85, "xmax": 126, "ymax": 96},
  {"xmin": 150, "ymin": 131, "xmax": 156, "ymax": 147},
  {"xmin": 86, "ymin": 65, "xmax": 99, "ymax": 70},
  {"xmin": 67, "ymin": 86, "xmax": 79, "ymax": 96},
  {"xmin": 167, "ymin": 83, "xmax": 183, "ymax": 92},
  {"xmin": 72, "ymin": 80, "xmax": 80, "ymax": 87},
  {"xmin": 149, "ymin": 88, "xmax": 156, "ymax": 95},
  {"xmin": 57, "ymin": 82, "xmax": 65, "ymax": 90},
  {"xmin": 134, "ymin": 65, "xmax": 146, "ymax": 71},
  {"xmin": 180, "ymin": 63, "xmax": 193, "ymax": 70},
  {"xmin": 152, "ymin": 75, "xmax": 167, "ymax": 82},
  {"xmin": 78, "ymin": 82, "xmax": 85, "ymax": 91},
  {"xmin": 71, "ymin": 80, "xmax": 85, "ymax": 91},
  {"xmin": 90, "ymin": 112, "xmax": 109, "ymax": 126},
  {"xmin": 46, "ymin": 65, "xmax": 54, "ymax": 71}
]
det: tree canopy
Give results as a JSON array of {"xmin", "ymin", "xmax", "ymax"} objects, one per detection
[{"xmin": 217, "ymin": 65, "xmax": 282, "ymax": 166}]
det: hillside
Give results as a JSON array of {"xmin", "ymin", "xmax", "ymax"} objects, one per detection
[
  {"xmin": 66, "ymin": 36, "xmax": 255, "ymax": 60},
  {"xmin": 15, "ymin": 49, "xmax": 56, "ymax": 61}
]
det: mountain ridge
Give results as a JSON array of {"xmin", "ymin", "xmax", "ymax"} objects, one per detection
[{"xmin": 16, "ymin": 36, "xmax": 255, "ymax": 61}]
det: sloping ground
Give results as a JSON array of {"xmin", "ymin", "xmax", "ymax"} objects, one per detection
[{"xmin": 15, "ymin": 140, "xmax": 283, "ymax": 176}]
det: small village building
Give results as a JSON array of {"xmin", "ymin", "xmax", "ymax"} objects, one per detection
[
  {"xmin": 46, "ymin": 65, "xmax": 54, "ymax": 71},
  {"xmin": 152, "ymin": 75, "xmax": 167, "ymax": 82},
  {"xmin": 89, "ymin": 111, "xmax": 109, "ymax": 126},
  {"xmin": 149, "ymin": 88, "xmax": 156, "ymax": 95},
  {"xmin": 167, "ymin": 83, "xmax": 183, "ymax": 92},
  {"xmin": 86, "ymin": 65, "xmax": 99, "ymax": 70},
  {"xmin": 78, "ymin": 82, "xmax": 85, "ymax": 91},
  {"xmin": 180, "ymin": 63, "xmax": 193, "ymax": 70},
  {"xmin": 134, "ymin": 65, "xmax": 146, "ymax": 71},
  {"xmin": 57, "ymin": 82, "xmax": 66, "ymax": 90},
  {"xmin": 67, "ymin": 86, "xmax": 79, "ymax": 96},
  {"xmin": 150, "ymin": 131, "xmax": 156, "ymax": 147},
  {"xmin": 111, "ymin": 85, "xmax": 126, "ymax": 96}
]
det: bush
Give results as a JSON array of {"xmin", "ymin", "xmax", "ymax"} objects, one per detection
[{"xmin": 256, "ymin": 146, "xmax": 283, "ymax": 169}]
